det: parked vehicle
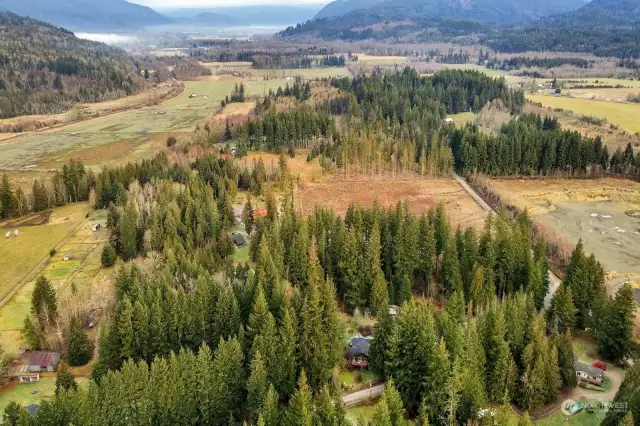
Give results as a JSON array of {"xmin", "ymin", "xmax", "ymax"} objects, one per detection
[{"xmin": 592, "ymin": 361, "xmax": 607, "ymax": 371}]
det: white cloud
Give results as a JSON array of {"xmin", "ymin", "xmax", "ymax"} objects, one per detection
[{"xmin": 129, "ymin": 0, "xmax": 327, "ymax": 7}]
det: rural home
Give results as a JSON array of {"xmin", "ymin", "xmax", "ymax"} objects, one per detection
[
  {"xmin": 576, "ymin": 360, "xmax": 604, "ymax": 386},
  {"xmin": 12, "ymin": 351, "xmax": 60, "ymax": 383},
  {"xmin": 346, "ymin": 336, "xmax": 372, "ymax": 368}
]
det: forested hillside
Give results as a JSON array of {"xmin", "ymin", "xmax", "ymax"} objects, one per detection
[
  {"xmin": 281, "ymin": 0, "xmax": 586, "ymax": 40},
  {"xmin": 0, "ymin": 13, "xmax": 147, "ymax": 119},
  {"xmin": 486, "ymin": 0, "xmax": 640, "ymax": 57}
]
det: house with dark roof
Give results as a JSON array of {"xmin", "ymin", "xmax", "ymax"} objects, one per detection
[
  {"xmin": 576, "ymin": 360, "xmax": 604, "ymax": 386},
  {"xmin": 232, "ymin": 232, "xmax": 247, "ymax": 247},
  {"xmin": 346, "ymin": 336, "xmax": 372, "ymax": 368}
]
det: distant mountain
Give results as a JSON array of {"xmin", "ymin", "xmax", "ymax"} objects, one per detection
[
  {"xmin": 163, "ymin": 6, "xmax": 321, "ymax": 26},
  {"xmin": 0, "ymin": 13, "xmax": 146, "ymax": 120},
  {"xmin": 315, "ymin": 0, "xmax": 386, "ymax": 19},
  {"xmin": 282, "ymin": 0, "xmax": 588, "ymax": 39},
  {"xmin": 0, "ymin": 0, "xmax": 171, "ymax": 31},
  {"xmin": 177, "ymin": 12, "xmax": 240, "ymax": 26},
  {"xmin": 486, "ymin": 0, "xmax": 640, "ymax": 57}
]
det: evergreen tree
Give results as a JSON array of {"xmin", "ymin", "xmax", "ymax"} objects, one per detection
[
  {"xmin": 276, "ymin": 301, "xmax": 297, "ymax": 398},
  {"xmin": 247, "ymin": 351, "xmax": 269, "ymax": 421},
  {"xmin": 597, "ymin": 283, "xmax": 635, "ymax": 361},
  {"xmin": 21, "ymin": 316, "xmax": 44, "ymax": 349},
  {"xmin": 441, "ymin": 235, "xmax": 463, "ymax": 295},
  {"xmin": 66, "ymin": 316, "xmax": 91, "ymax": 366},
  {"xmin": 261, "ymin": 385, "xmax": 280, "ymax": 426},
  {"xmin": 546, "ymin": 284, "xmax": 576, "ymax": 333},
  {"xmin": 118, "ymin": 202, "xmax": 139, "ymax": 261},
  {"xmin": 212, "ymin": 338, "xmax": 245, "ymax": 423},
  {"xmin": 369, "ymin": 310, "xmax": 394, "ymax": 377},
  {"xmin": 101, "ymin": 244, "xmax": 117, "ymax": 267},
  {"xmin": 55, "ymin": 361, "xmax": 77, "ymax": 396},
  {"xmin": 3, "ymin": 401, "xmax": 27, "ymax": 426},
  {"xmin": 31, "ymin": 276, "xmax": 57, "ymax": 328},
  {"xmin": 286, "ymin": 371, "xmax": 313, "ymax": 426},
  {"xmin": 243, "ymin": 197, "xmax": 254, "ymax": 235},
  {"xmin": 371, "ymin": 400, "xmax": 394, "ymax": 426},
  {"xmin": 552, "ymin": 329, "xmax": 577, "ymax": 388},
  {"xmin": 458, "ymin": 320, "xmax": 487, "ymax": 423},
  {"xmin": 1, "ymin": 173, "xmax": 14, "ymax": 219},
  {"xmin": 381, "ymin": 379, "xmax": 406, "ymax": 426},
  {"xmin": 341, "ymin": 227, "xmax": 364, "ymax": 311}
]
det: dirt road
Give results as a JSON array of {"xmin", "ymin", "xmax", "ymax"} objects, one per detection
[
  {"xmin": 342, "ymin": 383, "xmax": 385, "ymax": 407},
  {"xmin": 451, "ymin": 171, "xmax": 561, "ymax": 308}
]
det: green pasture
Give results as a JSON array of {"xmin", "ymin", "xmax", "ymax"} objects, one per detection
[{"xmin": 0, "ymin": 377, "xmax": 89, "ymax": 419}]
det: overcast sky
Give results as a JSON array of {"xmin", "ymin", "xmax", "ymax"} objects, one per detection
[{"xmin": 130, "ymin": 0, "xmax": 327, "ymax": 8}]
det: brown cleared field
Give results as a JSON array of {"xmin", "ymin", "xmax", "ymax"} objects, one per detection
[
  {"xmin": 566, "ymin": 87, "xmax": 640, "ymax": 103},
  {"xmin": 489, "ymin": 178, "xmax": 640, "ymax": 279},
  {"xmin": 240, "ymin": 151, "xmax": 323, "ymax": 183},
  {"xmin": 297, "ymin": 178, "xmax": 488, "ymax": 229}
]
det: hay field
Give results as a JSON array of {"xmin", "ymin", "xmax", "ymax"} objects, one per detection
[
  {"xmin": 0, "ymin": 80, "xmax": 235, "ymax": 170},
  {"xmin": 0, "ymin": 203, "xmax": 89, "ymax": 302},
  {"xmin": 251, "ymin": 68, "xmax": 352, "ymax": 79},
  {"xmin": 297, "ymin": 178, "xmax": 488, "ymax": 229},
  {"xmin": 0, "ymin": 206, "xmax": 108, "ymax": 354},
  {"xmin": 526, "ymin": 94, "xmax": 640, "ymax": 134},
  {"xmin": 356, "ymin": 53, "xmax": 408, "ymax": 64},
  {"xmin": 489, "ymin": 178, "xmax": 640, "ymax": 278}
]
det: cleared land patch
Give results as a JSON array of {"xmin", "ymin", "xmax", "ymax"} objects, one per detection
[
  {"xmin": 488, "ymin": 178, "xmax": 640, "ymax": 279},
  {"xmin": 297, "ymin": 178, "xmax": 488, "ymax": 229},
  {"xmin": 526, "ymin": 94, "xmax": 640, "ymax": 134}
]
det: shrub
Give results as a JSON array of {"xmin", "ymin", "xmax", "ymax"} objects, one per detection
[
  {"xmin": 49, "ymin": 248, "xmax": 56, "ymax": 256},
  {"xmin": 166, "ymin": 135, "xmax": 177, "ymax": 147},
  {"xmin": 101, "ymin": 244, "xmax": 117, "ymax": 267}
]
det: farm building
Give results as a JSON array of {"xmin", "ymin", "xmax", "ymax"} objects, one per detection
[
  {"xmin": 63, "ymin": 254, "xmax": 72, "ymax": 261},
  {"xmin": 12, "ymin": 351, "xmax": 60, "ymax": 383},
  {"xmin": 575, "ymin": 360, "xmax": 604, "ymax": 386},
  {"xmin": 232, "ymin": 232, "xmax": 247, "ymax": 247},
  {"xmin": 346, "ymin": 336, "xmax": 373, "ymax": 368}
]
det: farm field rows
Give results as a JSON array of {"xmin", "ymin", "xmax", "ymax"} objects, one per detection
[
  {"xmin": 0, "ymin": 204, "xmax": 107, "ymax": 354},
  {"xmin": 526, "ymin": 94, "xmax": 640, "ymax": 134},
  {"xmin": 488, "ymin": 178, "xmax": 640, "ymax": 283},
  {"xmin": 297, "ymin": 178, "xmax": 488, "ymax": 229}
]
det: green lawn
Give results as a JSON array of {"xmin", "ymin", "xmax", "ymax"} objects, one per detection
[
  {"xmin": 339, "ymin": 370, "xmax": 377, "ymax": 386},
  {"xmin": 534, "ymin": 400, "xmax": 608, "ymax": 426},
  {"xmin": 345, "ymin": 404, "xmax": 377, "ymax": 425},
  {"xmin": 448, "ymin": 112, "xmax": 477, "ymax": 126},
  {"xmin": 232, "ymin": 245, "xmax": 250, "ymax": 263},
  {"xmin": 0, "ymin": 377, "xmax": 89, "ymax": 420}
]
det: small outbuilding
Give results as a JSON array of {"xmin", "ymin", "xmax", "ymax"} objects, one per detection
[
  {"xmin": 346, "ymin": 336, "xmax": 373, "ymax": 368},
  {"xmin": 63, "ymin": 254, "xmax": 71, "ymax": 261},
  {"xmin": 232, "ymin": 232, "xmax": 247, "ymax": 248},
  {"xmin": 92, "ymin": 223, "xmax": 102, "ymax": 232},
  {"xmin": 576, "ymin": 360, "xmax": 604, "ymax": 386}
]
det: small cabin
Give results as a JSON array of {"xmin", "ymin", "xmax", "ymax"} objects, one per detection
[
  {"xmin": 232, "ymin": 232, "xmax": 247, "ymax": 248},
  {"xmin": 63, "ymin": 254, "xmax": 71, "ymax": 261},
  {"xmin": 346, "ymin": 336, "xmax": 372, "ymax": 368}
]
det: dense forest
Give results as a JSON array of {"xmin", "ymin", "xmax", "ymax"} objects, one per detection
[
  {"xmin": 0, "ymin": 13, "xmax": 147, "ymax": 118},
  {"xmin": 485, "ymin": 57, "xmax": 593, "ymax": 70},
  {"xmin": 450, "ymin": 114, "xmax": 640, "ymax": 177}
]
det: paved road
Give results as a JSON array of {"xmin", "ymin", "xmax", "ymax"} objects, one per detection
[
  {"xmin": 342, "ymin": 384, "xmax": 385, "ymax": 407},
  {"xmin": 451, "ymin": 171, "xmax": 561, "ymax": 308}
]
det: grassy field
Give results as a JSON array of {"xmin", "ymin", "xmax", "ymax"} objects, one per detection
[
  {"xmin": 526, "ymin": 94, "xmax": 640, "ymax": 134},
  {"xmin": 338, "ymin": 370, "xmax": 377, "ymax": 386},
  {"xmin": 0, "ymin": 80, "xmax": 234, "ymax": 170},
  {"xmin": 448, "ymin": 112, "xmax": 477, "ymax": 126},
  {"xmin": 0, "ymin": 204, "xmax": 89, "ymax": 302},
  {"xmin": 534, "ymin": 401, "xmax": 607, "ymax": 426},
  {"xmin": 0, "ymin": 204, "xmax": 107, "ymax": 354},
  {"xmin": 345, "ymin": 403, "xmax": 377, "ymax": 425},
  {"xmin": 0, "ymin": 376, "xmax": 89, "ymax": 418},
  {"xmin": 251, "ymin": 68, "xmax": 352, "ymax": 80}
]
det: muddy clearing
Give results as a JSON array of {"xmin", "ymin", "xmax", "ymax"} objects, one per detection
[{"xmin": 297, "ymin": 178, "xmax": 488, "ymax": 230}]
